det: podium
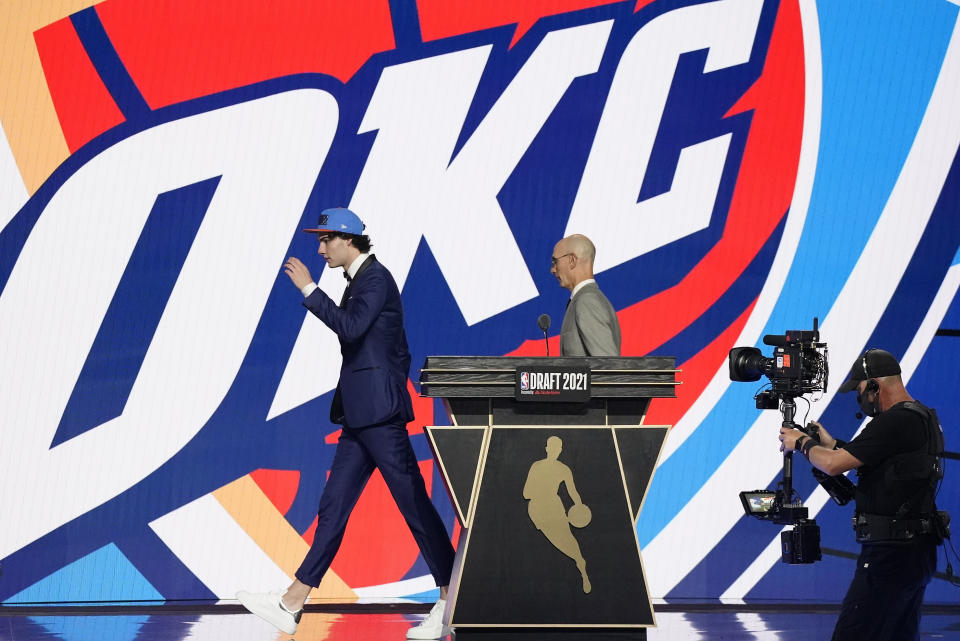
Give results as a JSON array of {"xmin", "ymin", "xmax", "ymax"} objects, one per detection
[{"xmin": 419, "ymin": 356, "xmax": 678, "ymax": 641}]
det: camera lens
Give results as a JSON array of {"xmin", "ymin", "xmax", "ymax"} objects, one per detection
[{"xmin": 729, "ymin": 347, "xmax": 768, "ymax": 381}]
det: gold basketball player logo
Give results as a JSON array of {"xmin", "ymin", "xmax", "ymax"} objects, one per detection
[{"xmin": 522, "ymin": 436, "xmax": 592, "ymax": 593}]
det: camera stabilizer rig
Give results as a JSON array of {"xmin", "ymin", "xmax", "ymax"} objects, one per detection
[{"xmin": 729, "ymin": 318, "xmax": 854, "ymax": 564}]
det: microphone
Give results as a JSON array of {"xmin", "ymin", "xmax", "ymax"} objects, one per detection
[
  {"xmin": 763, "ymin": 334, "xmax": 791, "ymax": 347},
  {"xmin": 537, "ymin": 314, "xmax": 551, "ymax": 357}
]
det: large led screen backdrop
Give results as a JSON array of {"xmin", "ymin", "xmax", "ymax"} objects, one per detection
[{"xmin": 1, "ymin": 0, "xmax": 959, "ymax": 606}]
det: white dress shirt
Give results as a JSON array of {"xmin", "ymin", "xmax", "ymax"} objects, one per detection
[{"xmin": 300, "ymin": 253, "xmax": 371, "ymax": 298}]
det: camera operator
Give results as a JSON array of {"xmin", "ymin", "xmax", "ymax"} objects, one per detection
[{"xmin": 778, "ymin": 348, "xmax": 945, "ymax": 641}]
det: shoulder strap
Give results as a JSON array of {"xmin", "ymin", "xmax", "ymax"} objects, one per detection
[
  {"xmin": 889, "ymin": 401, "xmax": 944, "ymax": 517},
  {"xmin": 901, "ymin": 401, "xmax": 944, "ymax": 457}
]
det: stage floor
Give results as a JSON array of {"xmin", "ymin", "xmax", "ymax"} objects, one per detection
[{"xmin": 2, "ymin": 605, "xmax": 959, "ymax": 640}]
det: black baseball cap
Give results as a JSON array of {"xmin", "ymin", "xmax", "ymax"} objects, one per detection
[{"xmin": 837, "ymin": 349, "xmax": 901, "ymax": 393}]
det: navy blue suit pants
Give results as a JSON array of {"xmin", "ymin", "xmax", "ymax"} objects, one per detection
[{"xmin": 295, "ymin": 420, "xmax": 455, "ymax": 588}]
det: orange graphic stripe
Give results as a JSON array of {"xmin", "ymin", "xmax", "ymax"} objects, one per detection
[
  {"xmin": 213, "ymin": 474, "xmax": 357, "ymax": 603},
  {"xmin": 0, "ymin": 2, "xmax": 98, "ymax": 194}
]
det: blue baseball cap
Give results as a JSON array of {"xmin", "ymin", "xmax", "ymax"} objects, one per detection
[{"xmin": 303, "ymin": 207, "xmax": 365, "ymax": 235}]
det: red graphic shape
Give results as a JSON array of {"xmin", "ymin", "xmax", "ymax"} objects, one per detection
[
  {"xmin": 326, "ymin": 613, "xmax": 421, "ymax": 639},
  {"xmin": 618, "ymin": 0, "xmax": 803, "ymax": 358},
  {"xmin": 407, "ymin": 378, "xmax": 434, "ymax": 436},
  {"xmin": 323, "ymin": 460, "xmax": 436, "ymax": 587},
  {"xmin": 302, "ymin": 515, "xmax": 317, "ymax": 544},
  {"xmin": 643, "ymin": 298, "xmax": 756, "ymax": 427},
  {"xmin": 34, "ymin": 17, "xmax": 125, "ymax": 152},
  {"xmin": 510, "ymin": 0, "xmax": 804, "ymax": 425},
  {"xmin": 304, "ymin": 380, "xmax": 442, "ymax": 586},
  {"xmin": 511, "ymin": 333, "xmax": 561, "ymax": 358},
  {"xmin": 249, "ymin": 468, "xmax": 301, "ymax": 516},
  {"xmin": 418, "ymin": 0, "xmax": 621, "ymax": 48},
  {"xmin": 93, "ymin": 0, "xmax": 395, "ymax": 109}
]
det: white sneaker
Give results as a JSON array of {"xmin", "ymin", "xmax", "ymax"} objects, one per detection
[
  {"xmin": 236, "ymin": 590, "xmax": 301, "ymax": 634},
  {"xmin": 406, "ymin": 598, "xmax": 451, "ymax": 639}
]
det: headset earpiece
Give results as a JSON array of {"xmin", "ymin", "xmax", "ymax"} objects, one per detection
[{"xmin": 861, "ymin": 349, "xmax": 879, "ymax": 394}]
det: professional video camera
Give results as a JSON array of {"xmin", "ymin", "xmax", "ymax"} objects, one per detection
[
  {"xmin": 728, "ymin": 323, "xmax": 828, "ymax": 408},
  {"xmin": 728, "ymin": 318, "xmax": 854, "ymax": 564}
]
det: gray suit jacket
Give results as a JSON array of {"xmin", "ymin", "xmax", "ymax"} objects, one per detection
[{"xmin": 559, "ymin": 281, "xmax": 621, "ymax": 356}]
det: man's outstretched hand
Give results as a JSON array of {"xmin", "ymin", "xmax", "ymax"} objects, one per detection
[{"xmin": 284, "ymin": 257, "xmax": 314, "ymax": 290}]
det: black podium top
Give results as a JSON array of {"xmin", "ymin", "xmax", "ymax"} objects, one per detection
[
  {"xmin": 420, "ymin": 355, "xmax": 677, "ymax": 397},
  {"xmin": 419, "ymin": 356, "xmax": 679, "ymax": 426}
]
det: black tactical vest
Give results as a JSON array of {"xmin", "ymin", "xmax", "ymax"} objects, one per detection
[{"xmin": 868, "ymin": 401, "xmax": 944, "ymax": 518}]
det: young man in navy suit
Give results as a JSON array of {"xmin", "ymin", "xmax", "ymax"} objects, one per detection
[{"xmin": 238, "ymin": 207, "xmax": 455, "ymax": 639}]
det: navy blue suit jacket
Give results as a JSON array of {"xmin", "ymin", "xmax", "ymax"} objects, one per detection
[{"xmin": 303, "ymin": 256, "xmax": 415, "ymax": 428}]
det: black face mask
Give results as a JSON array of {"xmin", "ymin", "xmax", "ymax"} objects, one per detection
[{"xmin": 857, "ymin": 386, "xmax": 881, "ymax": 417}]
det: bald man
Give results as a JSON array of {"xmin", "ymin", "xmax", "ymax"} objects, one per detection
[
  {"xmin": 779, "ymin": 349, "xmax": 945, "ymax": 641},
  {"xmin": 550, "ymin": 234, "xmax": 621, "ymax": 357}
]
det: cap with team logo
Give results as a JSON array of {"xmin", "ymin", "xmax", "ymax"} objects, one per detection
[
  {"xmin": 837, "ymin": 348, "xmax": 901, "ymax": 393},
  {"xmin": 303, "ymin": 207, "xmax": 365, "ymax": 236}
]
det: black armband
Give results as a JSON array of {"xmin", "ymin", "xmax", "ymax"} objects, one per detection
[
  {"xmin": 801, "ymin": 437, "xmax": 818, "ymax": 457},
  {"xmin": 794, "ymin": 436, "xmax": 807, "ymax": 452}
]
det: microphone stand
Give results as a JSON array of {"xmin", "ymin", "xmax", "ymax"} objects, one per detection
[{"xmin": 537, "ymin": 314, "xmax": 551, "ymax": 356}]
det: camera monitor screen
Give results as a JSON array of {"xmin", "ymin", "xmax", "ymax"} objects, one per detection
[{"xmin": 740, "ymin": 490, "xmax": 778, "ymax": 516}]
